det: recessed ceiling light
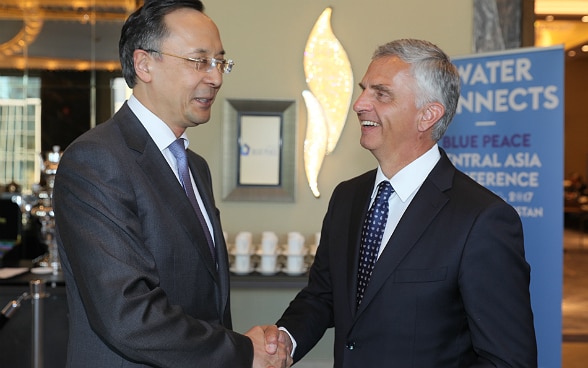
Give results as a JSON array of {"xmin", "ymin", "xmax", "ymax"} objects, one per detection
[{"xmin": 568, "ymin": 50, "xmax": 577, "ymax": 57}]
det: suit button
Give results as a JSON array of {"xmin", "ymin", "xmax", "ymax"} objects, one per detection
[{"xmin": 346, "ymin": 342, "xmax": 356, "ymax": 350}]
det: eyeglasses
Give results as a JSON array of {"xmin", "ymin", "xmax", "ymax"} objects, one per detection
[{"xmin": 142, "ymin": 49, "xmax": 234, "ymax": 74}]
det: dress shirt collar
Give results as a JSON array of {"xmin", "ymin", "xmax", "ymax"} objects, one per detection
[
  {"xmin": 373, "ymin": 144, "xmax": 441, "ymax": 202},
  {"xmin": 127, "ymin": 95, "xmax": 190, "ymax": 150}
]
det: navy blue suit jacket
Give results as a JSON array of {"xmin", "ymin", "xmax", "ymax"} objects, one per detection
[{"xmin": 277, "ymin": 149, "xmax": 537, "ymax": 367}]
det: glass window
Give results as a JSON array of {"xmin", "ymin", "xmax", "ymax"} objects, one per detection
[{"xmin": 0, "ymin": 76, "xmax": 42, "ymax": 190}]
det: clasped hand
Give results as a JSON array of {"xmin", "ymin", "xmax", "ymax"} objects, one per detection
[{"xmin": 245, "ymin": 325, "xmax": 293, "ymax": 368}]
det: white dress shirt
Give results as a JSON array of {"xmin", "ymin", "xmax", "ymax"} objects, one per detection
[
  {"xmin": 371, "ymin": 144, "xmax": 441, "ymax": 258},
  {"xmin": 127, "ymin": 95, "xmax": 215, "ymax": 245}
]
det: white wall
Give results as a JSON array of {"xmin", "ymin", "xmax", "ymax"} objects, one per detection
[{"xmin": 189, "ymin": 0, "xmax": 474, "ymax": 244}]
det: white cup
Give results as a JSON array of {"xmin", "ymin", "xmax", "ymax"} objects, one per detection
[
  {"xmin": 234, "ymin": 254, "xmax": 251, "ymax": 273},
  {"xmin": 261, "ymin": 231, "xmax": 278, "ymax": 254},
  {"xmin": 287, "ymin": 232, "xmax": 305, "ymax": 255},
  {"xmin": 235, "ymin": 231, "xmax": 252, "ymax": 254},
  {"xmin": 259, "ymin": 254, "xmax": 278, "ymax": 274},
  {"xmin": 286, "ymin": 254, "xmax": 305, "ymax": 274}
]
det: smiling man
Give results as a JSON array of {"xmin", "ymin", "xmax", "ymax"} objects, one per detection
[
  {"xmin": 53, "ymin": 1, "xmax": 290, "ymax": 367},
  {"xmin": 265, "ymin": 38, "xmax": 537, "ymax": 367}
]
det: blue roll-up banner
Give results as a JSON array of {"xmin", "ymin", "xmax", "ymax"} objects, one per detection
[{"xmin": 442, "ymin": 45, "xmax": 564, "ymax": 367}]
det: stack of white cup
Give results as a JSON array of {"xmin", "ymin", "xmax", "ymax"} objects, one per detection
[
  {"xmin": 258, "ymin": 231, "xmax": 279, "ymax": 275},
  {"xmin": 284, "ymin": 232, "xmax": 307, "ymax": 275},
  {"xmin": 232, "ymin": 231, "xmax": 253, "ymax": 274}
]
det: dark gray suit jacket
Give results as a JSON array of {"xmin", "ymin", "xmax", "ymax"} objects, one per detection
[
  {"xmin": 277, "ymin": 149, "xmax": 537, "ymax": 367},
  {"xmin": 54, "ymin": 103, "xmax": 252, "ymax": 367}
]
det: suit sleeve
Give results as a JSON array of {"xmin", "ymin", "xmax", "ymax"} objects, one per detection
[
  {"xmin": 276, "ymin": 184, "xmax": 344, "ymax": 362},
  {"xmin": 460, "ymin": 201, "xmax": 537, "ymax": 367},
  {"xmin": 54, "ymin": 140, "xmax": 253, "ymax": 367}
]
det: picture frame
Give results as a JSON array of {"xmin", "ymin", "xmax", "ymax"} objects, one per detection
[{"xmin": 222, "ymin": 99, "xmax": 296, "ymax": 202}]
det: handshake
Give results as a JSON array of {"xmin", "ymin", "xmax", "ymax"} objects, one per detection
[{"xmin": 245, "ymin": 325, "xmax": 293, "ymax": 368}]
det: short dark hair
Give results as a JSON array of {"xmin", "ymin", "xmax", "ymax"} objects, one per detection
[{"xmin": 119, "ymin": 0, "xmax": 205, "ymax": 88}]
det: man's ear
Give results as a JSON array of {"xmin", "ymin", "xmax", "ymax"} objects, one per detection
[
  {"xmin": 134, "ymin": 49, "xmax": 152, "ymax": 83},
  {"xmin": 418, "ymin": 102, "xmax": 445, "ymax": 132}
]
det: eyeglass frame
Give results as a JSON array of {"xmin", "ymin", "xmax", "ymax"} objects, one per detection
[{"xmin": 140, "ymin": 48, "xmax": 235, "ymax": 74}]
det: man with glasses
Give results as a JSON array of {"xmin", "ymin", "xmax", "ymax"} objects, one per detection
[{"xmin": 53, "ymin": 1, "xmax": 291, "ymax": 367}]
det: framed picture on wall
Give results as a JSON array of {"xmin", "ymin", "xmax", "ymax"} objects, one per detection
[{"xmin": 222, "ymin": 99, "xmax": 296, "ymax": 202}]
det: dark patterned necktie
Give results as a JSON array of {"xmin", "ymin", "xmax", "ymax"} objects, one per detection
[
  {"xmin": 168, "ymin": 138, "xmax": 215, "ymax": 261},
  {"xmin": 356, "ymin": 181, "xmax": 394, "ymax": 308}
]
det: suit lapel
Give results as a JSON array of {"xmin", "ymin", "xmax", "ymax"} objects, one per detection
[
  {"xmin": 355, "ymin": 152, "xmax": 455, "ymax": 316},
  {"xmin": 116, "ymin": 104, "xmax": 220, "ymax": 282},
  {"xmin": 188, "ymin": 156, "xmax": 231, "ymax": 321}
]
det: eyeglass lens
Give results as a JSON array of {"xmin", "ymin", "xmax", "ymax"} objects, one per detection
[
  {"xmin": 197, "ymin": 58, "xmax": 233, "ymax": 74},
  {"xmin": 141, "ymin": 49, "xmax": 234, "ymax": 74}
]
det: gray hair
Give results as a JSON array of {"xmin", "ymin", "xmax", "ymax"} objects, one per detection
[{"xmin": 373, "ymin": 39, "xmax": 461, "ymax": 142}]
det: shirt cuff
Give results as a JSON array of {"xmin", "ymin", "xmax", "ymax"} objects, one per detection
[{"xmin": 278, "ymin": 326, "xmax": 297, "ymax": 357}]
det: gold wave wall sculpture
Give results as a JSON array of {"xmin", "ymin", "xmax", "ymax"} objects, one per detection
[
  {"xmin": 303, "ymin": 7, "xmax": 353, "ymax": 197},
  {"xmin": 302, "ymin": 90, "xmax": 328, "ymax": 198}
]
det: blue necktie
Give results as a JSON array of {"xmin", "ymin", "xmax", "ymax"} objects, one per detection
[
  {"xmin": 168, "ymin": 138, "xmax": 215, "ymax": 261},
  {"xmin": 357, "ymin": 181, "xmax": 394, "ymax": 308}
]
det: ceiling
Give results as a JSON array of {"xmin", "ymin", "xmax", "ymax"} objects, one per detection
[
  {"xmin": 0, "ymin": 0, "xmax": 141, "ymax": 70},
  {"xmin": 0, "ymin": 0, "xmax": 587, "ymax": 69}
]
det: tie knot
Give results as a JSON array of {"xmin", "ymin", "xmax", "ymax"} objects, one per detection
[
  {"xmin": 168, "ymin": 138, "xmax": 187, "ymax": 161},
  {"xmin": 375, "ymin": 181, "xmax": 393, "ymax": 203}
]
